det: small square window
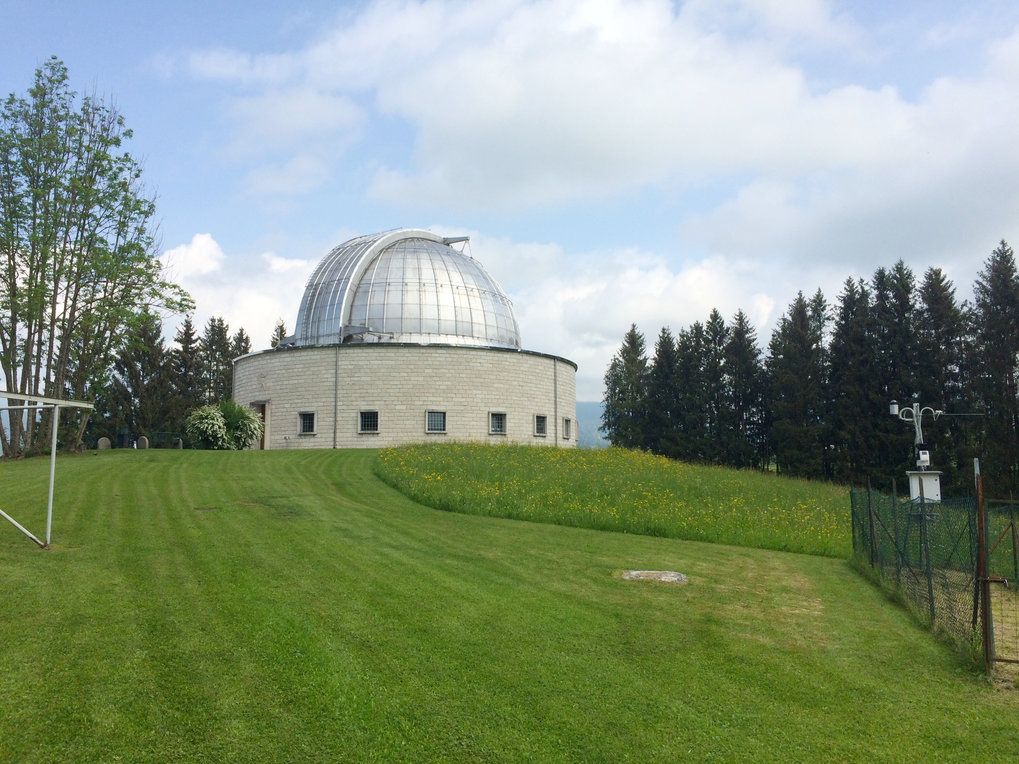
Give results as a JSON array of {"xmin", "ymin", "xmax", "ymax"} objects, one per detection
[
  {"xmin": 359, "ymin": 411, "xmax": 379, "ymax": 433},
  {"xmin": 534, "ymin": 414, "xmax": 547, "ymax": 437},
  {"xmin": 490, "ymin": 412, "xmax": 507, "ymax": 435},
  {"xmin": 562, "ymin": 418, "xmax": 572, "ymax": 440},
  {"xmin": 299, "ymin": 412, "xmax": 315, "ymax": 435},
  {"xmin": 426, "ymin": 410, "xmax": 446, "ymax": 433}
]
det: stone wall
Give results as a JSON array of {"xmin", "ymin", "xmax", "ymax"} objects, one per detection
[{"xmin": 233, "ymin": 344, "xmax": 577, "ymax": 450}]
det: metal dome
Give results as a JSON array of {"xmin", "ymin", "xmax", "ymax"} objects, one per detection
[{"xmin": 293, "ymin": 229, "xmax": 521, "ymax": 349}]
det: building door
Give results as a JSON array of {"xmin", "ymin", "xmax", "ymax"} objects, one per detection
[{"xmin": 254, "ymin": 403, "xmax": 266, "ymax": 449}]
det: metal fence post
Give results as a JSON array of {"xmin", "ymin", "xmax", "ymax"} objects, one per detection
[
  {"xmin": 892, "ymin": 478, "xmax": 901, "ymax": 586},
  {"xmin": 1010, "ymin": 495, "xmax": 1018, "ymax": 581},
  {"xmin": 919, "ymin": 479, "xmax": 936, "ymax": 626},
  {"xmin": 850, "ymin": 487, "xmax": 858, "ymax": 556},
  {"xmin": 975, "ymin": 458, "xmax": 994, "ymax": 675},
  {"xmin": 866, "ymin": 478, "xmax": 878, "ymax": 567}
]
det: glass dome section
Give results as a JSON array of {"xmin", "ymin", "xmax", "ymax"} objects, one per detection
[{"xmin": 294, "ymin": 230, "xmax": 521, "ymax": 349}]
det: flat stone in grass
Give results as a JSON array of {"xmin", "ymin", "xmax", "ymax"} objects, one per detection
[{"xmin": 621, "ymin": 570, "xmax": 687, "ymax": 584}]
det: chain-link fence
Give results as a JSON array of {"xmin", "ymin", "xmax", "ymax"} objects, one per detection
[
  {"xmin": 984, "ymin": 500, "xmax": 1019, "ymax": 680},
  {"xmin": 853, "ymin": 484, "xmax": 1019, "ymax": 677},
  {"xmin": 851, "ymin": 488, "xmax": 979, "ymax": 657}
]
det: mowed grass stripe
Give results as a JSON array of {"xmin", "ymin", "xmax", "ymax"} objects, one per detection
[{"xmin": 0, "ymin": 449, "xmax": 1015, "ymax": 762}]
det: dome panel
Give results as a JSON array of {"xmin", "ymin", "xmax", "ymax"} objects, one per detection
[{"xmin": 293, "ymin": 229, "xmax": 521, "ymax": 349}]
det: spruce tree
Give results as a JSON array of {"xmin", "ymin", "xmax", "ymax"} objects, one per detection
[
  {"xmin": 675, "ymin": 322, "xmax": 707, "ymax": 461},
  {"xmin": 916, "ymin": 267, "xmax": 971, "ymax": 491},
  {"xmin": 871, "ymin": 262, "xmax": 919, "ymax": 477},
  {"xmin": 971, "ymin": 241, "xmax": 1019, "ymax": 495},
  {"xmin": 271, "ymin": 320, "xmax": 288, "ymax": 348},
  {"xmin": 230, "ymin": 328, "xmax": 252, "ymax": 360},
  {"xmin": 828, "ymin": 278, "xmax": 878, "ymax": 483},
  {"xmin": 723, "ymin": 310, "xmax": 765, "ymax": 469},
  {"xmin": 600, "ymin": 324, "xmax": 649, "ymax": 449},
  {"xmin": 168, "ymin": 316, "xmax": 204, "ymax": 433},
  {"xmin": 766, "ymin": 293, "xmax": 827, "ymax": 478},
  {"xmin": 108, "ymin": 311, "xmax": 172, "ymax": 441},
  {"xmin": 646, "ymin": 327, "xmax": 681, "ymax": 456},
  {"xmin": 702, "ymin": 310, "xmax": 729, "ymax": 463},
  {"xmin": 201, "ymin": 317, "xmax": 233, "ymax": 403}
]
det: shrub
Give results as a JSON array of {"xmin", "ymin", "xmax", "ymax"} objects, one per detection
[
  {"xmin": 185, "ymin": 401, "xmax": 263, "ymax": 450},
  {"xmin": 219, "ymin": 399, "xmax": 264, "ymax": 450},
  {"xmin": 185, "ymin": 406, "xmax": 230, "ymax": 449}
]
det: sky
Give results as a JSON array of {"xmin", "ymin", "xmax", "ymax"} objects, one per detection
[{"xmin": 3, "ymin": 0, "xmax": 1019, "ymax": 401}]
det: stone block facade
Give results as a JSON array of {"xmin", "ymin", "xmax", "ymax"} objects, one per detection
[{"xmin": 233, "ymin": 344, "xmax": 577, "ymax": 449}]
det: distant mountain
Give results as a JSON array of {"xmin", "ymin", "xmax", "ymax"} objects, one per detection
[{"xmin": 576, "ymin": 400, "xmax": 608, "ymax": 449}]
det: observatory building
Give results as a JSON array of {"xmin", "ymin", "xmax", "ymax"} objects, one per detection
[{"xmin": 233, "ymin": 229, "xmax": 577, "ymax": 449}]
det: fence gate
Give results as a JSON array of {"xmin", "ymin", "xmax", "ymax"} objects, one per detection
[{"xmin": 982, "ymin": 499, "xmax": 1019, "ymax": 679}]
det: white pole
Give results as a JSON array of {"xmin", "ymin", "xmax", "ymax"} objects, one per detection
[
  {"xmin": 0, "ymin": 506, "xmax": 46, "ymax": 548},
  {"xmin": 45, "ymin": 404, "xmax": 59, "ymax": 548}
]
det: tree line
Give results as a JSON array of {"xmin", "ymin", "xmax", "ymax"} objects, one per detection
[
  {"xmin": 601, "ymin": 242, "xmax": 1019, "ymax": 498},
  {"xmin": 86, "ymin": 313, "xmax": 255, "ymax": 448},
  {"xmin": 0, "ymin": 58, "xmax": 284, "ymax": 454},
  {"xmin": 0, "ymin": 57, "xmax": 191, "ymax": 456}
]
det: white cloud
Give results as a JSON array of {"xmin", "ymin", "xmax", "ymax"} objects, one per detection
[
  {"xmin": 357, "ymin": 0, "xmax": 878, "ymax": 207},
  {"xmin": 681, "ymin": 0, "xmax": 861, "ymax": 49},
  {"xmin": 159, "ymin": 233, "xmax": 225, "ymax": 279},
  {"xmin": 157, "ymin": 1, "xmax": 1019, "ymax": 398},
  {"xmin": 162, "ymin": 234, "xmax": 315, "ymax": 353},
  {"xmin": 470, "ymin": 232, "xmax": 808, "ymax": 400},
  {"xmin": 227, "ymin": 88, "xmax": 363, "ymax": 154},
  {"xmin": 168, "ymin": 0, "xmax": 1019, "ymax": 242},
  {"xmin": 186, "ymin": 48, "xmax": 298, "ymax": 85}
]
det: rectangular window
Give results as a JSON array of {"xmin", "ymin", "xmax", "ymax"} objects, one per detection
[
  {"xmin": 534, "ymin": 414, "xmax": 547, "ymax": 437},
  {"xmin": 359, "ymin": 410, "xmax": 379, "ymax": 433},
  {"xmin": 562, "ymin": 418, "xmax": 572, "ymax": 440},
  {"xmin": 489, "ymin": 412, "xmax": 507, "ymax": 435},
  {"xmin": 299, "ymin": 412, "xmax": 315, "ymax": 435},
  {"xmin": 426, "ymin": 410, "xmax": 447, "ymax": 433}
]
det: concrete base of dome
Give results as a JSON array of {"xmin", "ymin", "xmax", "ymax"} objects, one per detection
[{"xmin": 233, "ymin": 343, "xmax": 578, "ymax": 449}]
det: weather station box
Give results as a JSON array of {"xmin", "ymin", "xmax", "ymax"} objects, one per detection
[{"xmin": 906, "ymin": 470, "xmax": 942, "ymax": 503}]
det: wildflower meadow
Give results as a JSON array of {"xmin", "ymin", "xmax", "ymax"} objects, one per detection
[{"xmin": 375, "ymin": 443, "xmax": 851, "ymax": 557}]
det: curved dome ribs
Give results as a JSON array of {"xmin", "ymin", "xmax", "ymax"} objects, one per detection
[{"xmin": 293, "ymin": 229, "xmax": 521, "ymax": 349}]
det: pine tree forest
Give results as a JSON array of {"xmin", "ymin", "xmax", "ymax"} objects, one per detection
[
  {"xmin": 601, "ymin": 242, "xmax": 1019, "ymax": 499},
  {"xmin": 85, "ymin": 314, "xmax": 258, "ymax": 448}
]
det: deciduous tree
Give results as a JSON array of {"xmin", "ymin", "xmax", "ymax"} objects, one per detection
[{"xmin": 0, "ymin": 57, "xmax": 190, "ymax": 455}]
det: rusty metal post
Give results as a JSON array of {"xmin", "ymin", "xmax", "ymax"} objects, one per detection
[{"xmin": 975, "ymin": 458, "xmax": 994, "ymax": 675}]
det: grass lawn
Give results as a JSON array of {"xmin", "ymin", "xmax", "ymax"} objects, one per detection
[{"xmin": 0, "ymin": 449, "xmax": 1015, "ymax": 762}]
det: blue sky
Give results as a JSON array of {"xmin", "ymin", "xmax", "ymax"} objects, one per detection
[{"xmin": 3, "ymin": 0, "xmax": 1019, "ymax": 400}]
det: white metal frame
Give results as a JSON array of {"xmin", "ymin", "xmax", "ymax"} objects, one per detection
[{"xmin": 0, "ymin": 393, "xmax": 94, "ymax": 549}]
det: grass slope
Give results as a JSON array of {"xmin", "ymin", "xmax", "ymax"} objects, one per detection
[
  {"xmin": 0, "ymin": 449, "xmax": 1014, "ymax": 762},
  {"xmin": 376, "ymin": 444, "xmax": 850, "ymax": 557}
]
